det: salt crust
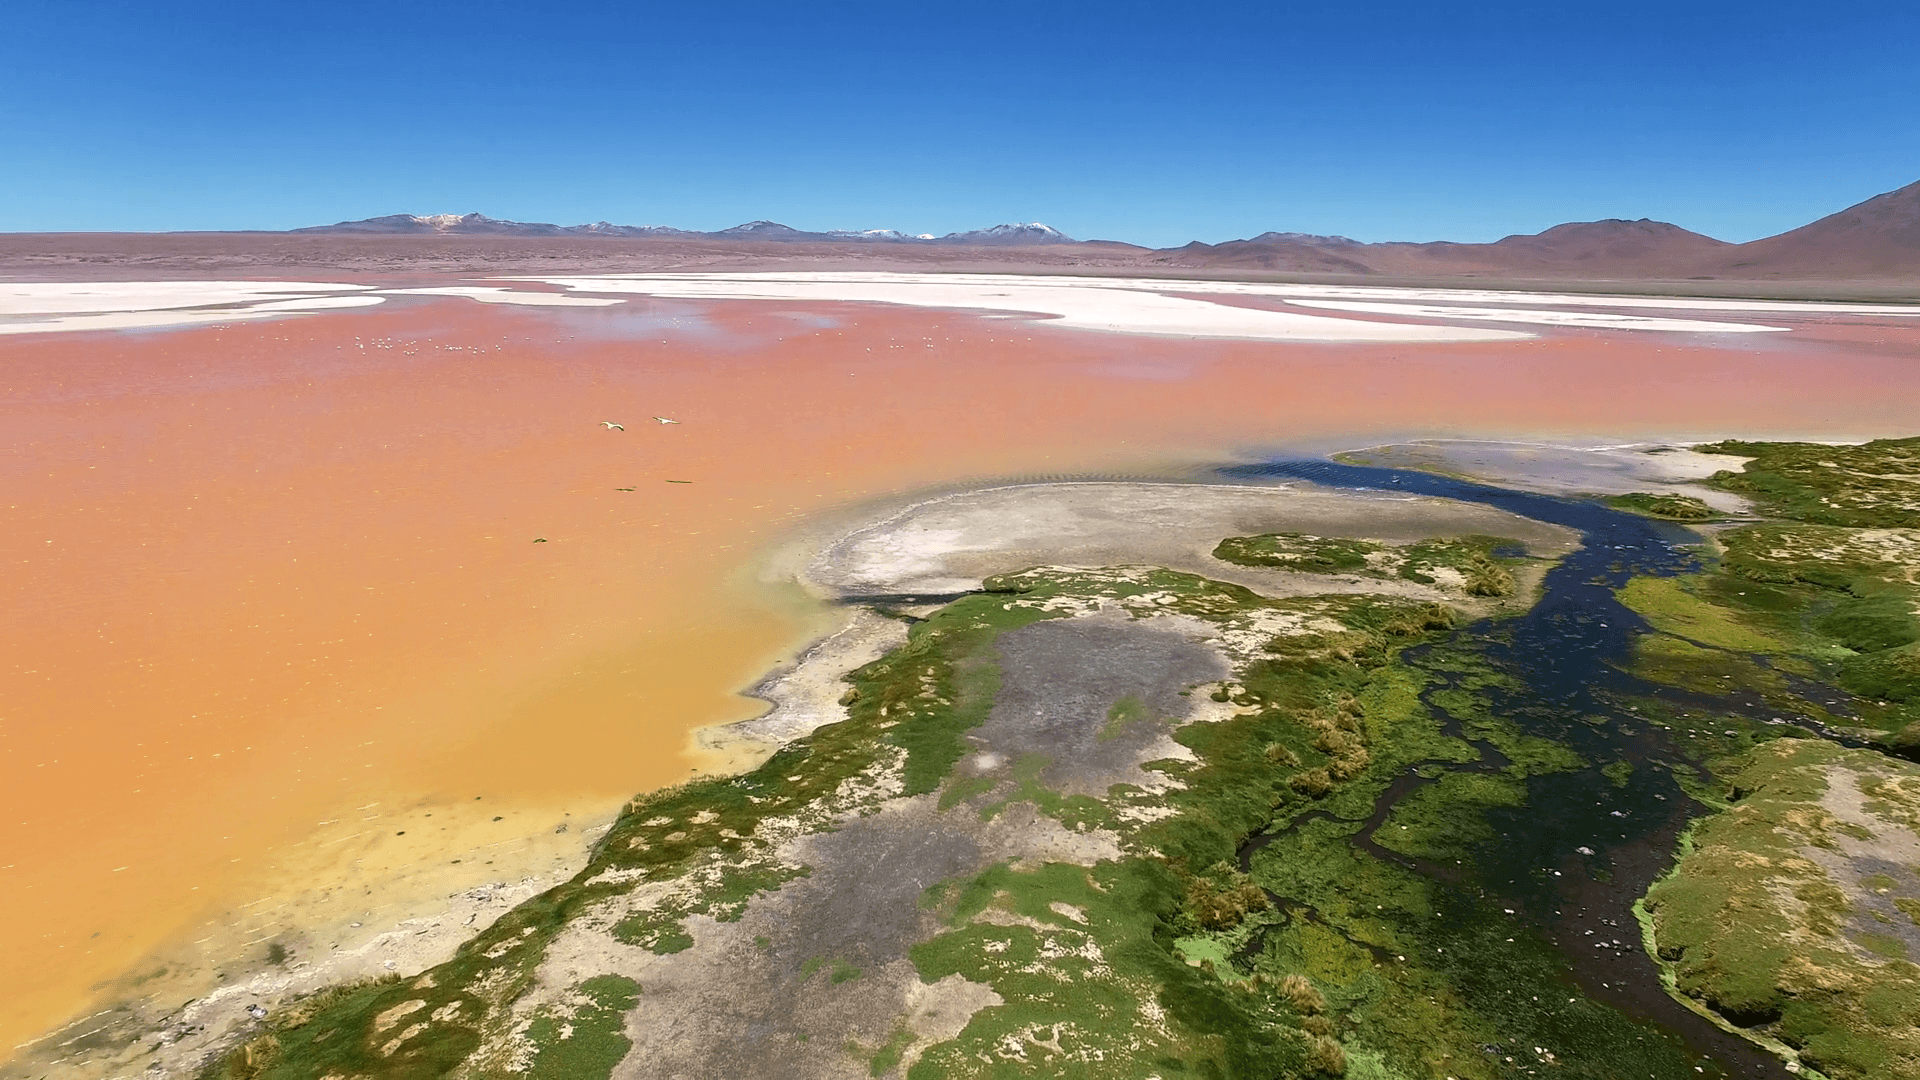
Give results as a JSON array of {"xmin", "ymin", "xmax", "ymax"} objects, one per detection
[
  {"xmin": 0, "ymin": 280, "xmax": 373, "ymax": 315},
  {"xmin": 529, "ymin": 271, "xmax": 1918, "ymax": 337},
  {"xmin": 530, "ymin": 273, "xmax": 1533, "ymax": 343},
  {"xmin": 1280, "ymin": 298, "xmax": 1786, "ymax": 333},
  {"xmin": 386, "ymin": 286, "xmax": 624, "ymax": 307},
  {"xmin": 0, "ymin": 294, "xmax": 385, "ymax": 335},
  {"xmin": 6, "ymin": 273, "xmax": 1912, "ymax": 338},
  {"xmin": 1131, "ymin": 279, "xmax": 1920, "ymax": 316}
]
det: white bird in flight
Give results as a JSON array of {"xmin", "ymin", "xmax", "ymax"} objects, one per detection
[
  {"xmin": 654, "ymin": 416, "xmax": 680, "ymax": 425},
  {"xmin": 600, "ymin": 421, "xmax": 625, "ymax": 430}
]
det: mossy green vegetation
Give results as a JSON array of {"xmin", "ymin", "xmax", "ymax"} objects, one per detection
[
  {"xmin": 609, "ymin": 862, "xmax": 808, "ymax": 952},
  {"xmin": 1212, "ymin": 532, "xmax": 1524, "ymax": 597},
  {"xmin": 1710, "ymin": 524, "xmax": 1920, "ymax": 744},
  {"xmin": 1617, "ymin": 496, "xmax": 1920, "ymax": 747},
  {"xmin": 891, "ymin": 569, "xmax": 1504, "ymax": 1077},
  {"xmin": 1642, "ymin": 739, "xmax": 1920, "ymax": 1080},
  {"xmin": 1399, "ymin": 536, "xmax": 1521, "ymax": 597},
  {"xmin": 201, "ymin": 972, "xmax": 484, "ymax": 1080},
  {"xmin": 899, "ymin": 575, "xmax": 1716, "ymax": 1078},
  {"xmin": 1695, "ymin": 436, "xmax": 1920, "ymax": 528},
  {"xmin": 868, "ymin": 1026, "xmax": 916, "ymax": 1076},
  {"xmin": 1374, "ymin": 771, "xmax": 1528, "ymax": 862},
  {"xmin": 1618, "ymin": 575, "xmax": 1799, "ymax": 654},
  {"xmin": 1617, "ymin": 435, "xmax": 1920, "ymax": 1078},
  {"xmin": 205, "ymin": 563, "xmax": 1461, "ymax": 1079},
  {"xmin": 524, "ymin": 976, "xmax": 639, "ymax": 1080},
  {"xmin": 1102, "ymin": 693, "xmax": 1156, "ymax": 739},
  {"xmin": 910, "ymin": 858, "xmax": 1285, "ymax": 1079},
  {"xmin": 1213, "ymin": 531, "xmax": 1381, "ymax": 574},
  {"xmin": 201, "ymin": 977, "xmax": 403, "ymax": 1080},
  {"xmin": 1603, "ymin": 492, "xmax": 1720, "ymax": 521},
  {"xmin": 1244, "ymin": 809, "xmax": 1712, "ymax": 1080}
]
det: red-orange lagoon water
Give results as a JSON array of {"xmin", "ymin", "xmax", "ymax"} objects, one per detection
[{"xmin": 5, "ymin": 294, "xmax": 1919, "ymax": 1053}]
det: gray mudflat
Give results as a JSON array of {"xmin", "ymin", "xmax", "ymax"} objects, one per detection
[
  {"xmin": 597, "ymin": 614, "xmax": 1219, "ymax": 1080},
  {"xmin": 969, "ymin": 616, "xmax": 1226, "ymax": 797},
  {"xmin": 609, "ymin": 801, "xmax": 1020, "ymax": 1080}
]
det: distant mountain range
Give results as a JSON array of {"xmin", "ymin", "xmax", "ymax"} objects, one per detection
[
  {"xmin": 294, "ymin": 213, "xmax": 1076, "ymax": 246},
  {"xmin": 1165, "ymin": 217, "xmax": 1735, "ymax": 277},
  {"xmin": 286, "ymin": 178, "xmax": 1920, "ymax": 279},
  {"xmin": 1161, "ymin": 179, "xmax": 1920, "ymax": 280}
]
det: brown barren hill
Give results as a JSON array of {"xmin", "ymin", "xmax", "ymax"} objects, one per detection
[
  {"xmin": 1714, "ymin": 178, "xmax": 1920, "ymax": 279},
  {"xmin": 1160, "ymin": 233, "xmax": 1380, "ymax": 274},
  {"xmin": 1447, "ymin": 218, "xmax": 1731, "ymax": 273},
  {"xmin": 1156, "ymin": 178, "xmax": 1920, "ymax": 283},
  {"xmin": 1162, "ymin": 219, "xmax": 1731, "ymax": 278}
]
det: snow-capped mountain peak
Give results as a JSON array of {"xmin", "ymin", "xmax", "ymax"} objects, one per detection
[
  {"xmin": 936, "ymin": 222, "xmax": 1076, "ymax": 245},
  {"xmin": 716, "ymin": 220, "xmax": 803, "ymax": 236}
]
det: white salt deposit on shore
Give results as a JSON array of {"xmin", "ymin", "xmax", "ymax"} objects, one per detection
[
  {"xmin": 1278, "ymin": 298, "xmax": 1786, "ymax": 333},
  {"xmin": 386, "ymin": 286, "xmax": 624, "ymax": 307},
  {"xmin": 1153, "ymin": 280, "xmax": 1920, "ymax": 316},
  {"xmin": 0, "ymin": 294, "xmax": 385, "ymax": 335},
  {"xmin": 0, "ymin": 281, "xmax": 373, "ymax": 315},
  {"xmin": 530, "ymin": 273, "xmax": 1532, "ymax": 342},
  {"xmin": 4, "ymin": 273, "xmax": 1910, "ymax": 338},
  {"xmin": 529, "ymin": 272, "xmax": 1912, "ymax": 338},
  {"xmin": 239, "ymin": 296, "xmax": 388, "ymax": 313}
]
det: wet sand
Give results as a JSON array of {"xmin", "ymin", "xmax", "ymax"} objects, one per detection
[{"xmin": 5, "ymin": 293, "xmax": 1920, "ymax": 1059}]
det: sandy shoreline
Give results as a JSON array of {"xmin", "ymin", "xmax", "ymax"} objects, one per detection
[{"xmin": 9, "ymin": 804, "xmax": 611, "ymax": 1077}]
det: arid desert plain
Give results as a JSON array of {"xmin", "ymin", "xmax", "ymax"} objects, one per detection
[{"xmin": 6, "ymin": 248, "xmax": 1920, "ymax": 1080}]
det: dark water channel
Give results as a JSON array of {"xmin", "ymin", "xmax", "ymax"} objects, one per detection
[{"xmin": 1219, "ymin": 460, "xmax": 1797, "ymax": 1078}]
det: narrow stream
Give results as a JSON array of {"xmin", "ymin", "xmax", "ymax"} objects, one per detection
[{"xmin": 1220, "ymin": 459, "xmax": 1803, "ymax": 1078}]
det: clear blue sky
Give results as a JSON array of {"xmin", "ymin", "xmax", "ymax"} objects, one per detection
[{"xmin": 3, "ymin": 0, "xmax": 1916, "ymax": 245}]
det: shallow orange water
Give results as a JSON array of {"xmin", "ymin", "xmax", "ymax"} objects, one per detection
[{"xmin": 4, "ymin": 295, "xmax": 1918, "ymax": 1052}]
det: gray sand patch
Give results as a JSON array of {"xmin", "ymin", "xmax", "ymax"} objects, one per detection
[
  {"xmin": 1807, "ymin": 765, "xmax": 1920, "ymax": 960},
  {"xmin": 973, "ymin": 613, "xmax": 1227, "ymax": 797},
  {"xmin": 553, "ymin": 798, "xmax": 1116, "ymax": 1080}
]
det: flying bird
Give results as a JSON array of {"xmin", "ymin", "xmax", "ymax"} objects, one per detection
[
  {"xmin": 600, "ymin": 421, "xmax": 625, "ymax": 430},
  {"xmin": 653, "ymin": 416, "xmax": 680, "ymax": 425}
]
